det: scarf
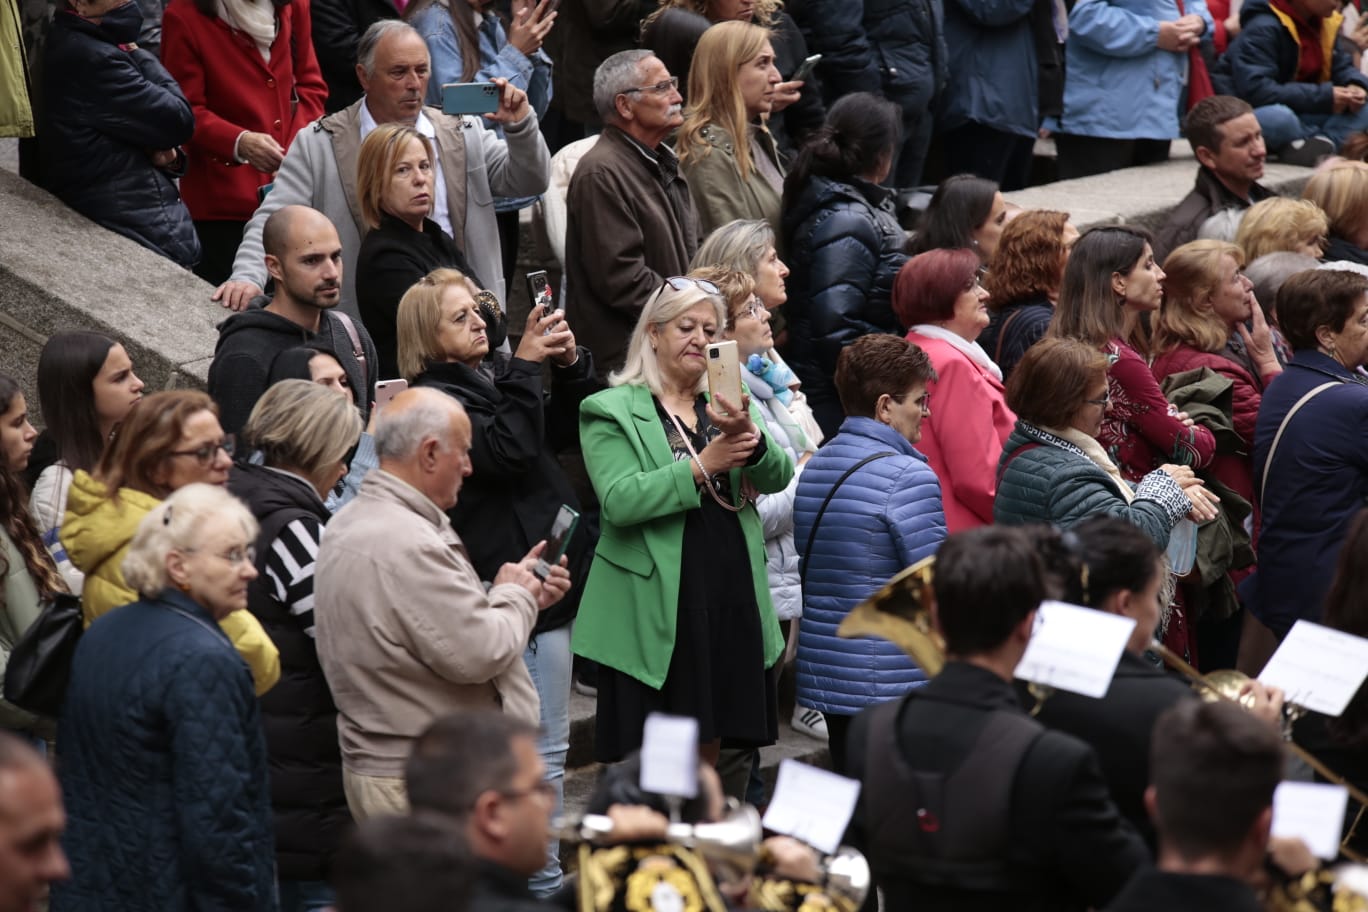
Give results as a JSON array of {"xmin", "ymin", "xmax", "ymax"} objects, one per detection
[
  {"xmin": 217, "ymin": 0, "xmax": 276, "ymax": 62},
  {"xmin": 910, "ymin": 323, "xmax": 1003, "ymax": 381},
  {"xmin": 742, "ymin": 363, "xmax": 812, "ymax": 454},
  {"xmin": 1043, "ymin": 425, "xmax": 1134, "ymax": 502},
  {"xmin": 744, "ymin": 352, "xmax": 797, "ymax": 406}
]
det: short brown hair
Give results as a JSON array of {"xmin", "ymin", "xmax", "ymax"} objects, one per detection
[
  {"xmin": 96, "ymin": 390, "xmax": 218, "ymax": 498},
  {"xmin": 357, "ymin": 124, "xmax": 435, "ymax": 230},
  {"xmin": 688, "ymin": 265, "xmax": 757, "ymax": 329},
  {"xmin": 834, "ymin": 335, "xmax": 937, "ymax": 418},
  {"xmin": 892, "ymin": 248, "xmax": 979, "ymax": 326},
  {"xmin": 1183, "ymin": 95, "xmax": 1254, "ymax": 155},
  {"xmin": 1006, "ymin": 337, "xmax": 1110, "ymax": 429},
  {"xmin": 985, "ymin": 210, "xmax": 1072, "ymax": 306},
  {"xmin": 1155, "ymin": 240, "xmax": 1244, "ymax": 355},
  {"xmin": 1276, "ymin": 268, "xmax": 1368, "ymax": 350}
]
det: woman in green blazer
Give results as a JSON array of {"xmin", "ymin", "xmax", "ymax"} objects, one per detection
[{"xmin": 575, "ymin": 276, "xmax": 794, "ymax": 765}]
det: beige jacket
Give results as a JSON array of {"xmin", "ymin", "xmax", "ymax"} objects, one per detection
[{"xmin": 315, "ymin": 469, "xmax": 539, "ymax": 777}]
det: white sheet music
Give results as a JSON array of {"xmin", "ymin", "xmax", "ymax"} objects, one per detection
[
  {"xmin": 1013, "ymin": 600, "xmax": 1135, "ymax": 699},
  {"xmin": 1272, "ymin": 781, "xmax": 1350, "ymax": 860},
  {"xmin": 640, "ymin": 713, "xmax": 699, "ymax": 798},
  {"xmin": 762, "ymin": 759, "xmax": 862, "ymax": 855},
  {"xmin": 1258, "ymin": 620, "xmax": 1368, "ymax": 716}
]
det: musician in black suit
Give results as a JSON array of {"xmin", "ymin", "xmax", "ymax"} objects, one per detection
[{"xmin": 846, "ymin": 525, "xmax": 1148, "ymax": 912}]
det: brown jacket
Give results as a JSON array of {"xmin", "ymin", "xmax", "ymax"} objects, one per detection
[
  {"xmin": 315, "ymin": 469, "xmax": 539, "ymax": 778},
  {"xmin": 565, "ymin": 125, "xmax": 700, "ymax": 378}
]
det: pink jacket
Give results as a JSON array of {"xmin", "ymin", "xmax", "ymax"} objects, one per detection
[{"xmin": 907, "ymin": 332, "xmax": 1017, "ymax": 533}]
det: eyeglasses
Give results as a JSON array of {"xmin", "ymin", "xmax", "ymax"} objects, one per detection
[
  {"xmin": 737, "ymin": 297, "xmax": 768, "ymax": 321},
  {"xmin": 496, "ymin": 781, "xmax": 556, "ymax": 804},
  {"xmin": 621, "ymin": 76, "xmax": 679, "ymax": 96},
  {"xmin": 1086, "ymin": 391, "xmax": 1111, "ymax": 407},
  {"xmin": 663, "ymin": 276, "xmax": 719, "ymax": 295},
  {"xmin": 893, "ymin": 392, "xmax": 931, "ymax": 409},
  {"xmin": 168, "ymin": 435, "xmax": 235, "ymax": 466},
  {"xmin": 184, "ymin": 544, "xmax": 257, "ymax": 567}
]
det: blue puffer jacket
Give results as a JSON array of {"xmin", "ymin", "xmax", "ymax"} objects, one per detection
[
  {"xmin": 54, "ymin": 591, "xmax": 276, "ymax": 912},
  {"xmin": 1053, "ymin": 0, "xmax": 1212, "ymax": 140},
  {"xmin": 941, "ymin": 0, "xmax": 1038, "ymax": 137},
  {"xmin": 794, "ymin": 417, "xmax": 946, "ymax": 716},
  {"xmin": 782, "ymin": 176, "xmax": 909, "ymax": 436},
  {"xmin": 800, "ymin": 0, "xmax": 949, "ymax": 116},
  {"xmin": 40, "ymin": 6, "xmax": 199, "ymax": 268}
]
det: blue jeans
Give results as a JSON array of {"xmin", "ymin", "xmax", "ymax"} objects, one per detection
[
  {"xmin": 1255, "ymin": 103, "xmax": 1368, "ymax": 151},
  {"xmin": 524, "ymin": 624, "xmax": 571, "ymax": 897},
  {"xmin": 279, "ymin": 879, "xmax": 334, "ymax": 912}
]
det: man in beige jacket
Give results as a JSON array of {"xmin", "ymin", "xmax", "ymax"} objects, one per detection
[{"xmin": 315, "ymin": 388, "xmax": 572, "ymax": 820}]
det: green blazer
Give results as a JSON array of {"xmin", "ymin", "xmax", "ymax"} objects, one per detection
[{"xmin": 573, "ymin": 383, "xmax": 794, "ymax": 689}]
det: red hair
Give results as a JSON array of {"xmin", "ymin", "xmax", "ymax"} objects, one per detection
[{"xmin": 892, "ymin": 248, "xmax": 980, "ymax": 327}]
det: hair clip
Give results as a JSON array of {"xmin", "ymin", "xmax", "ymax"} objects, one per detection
[{"xmin": 162, "ymin": 504, "xmax": 172, "ymax": 526}]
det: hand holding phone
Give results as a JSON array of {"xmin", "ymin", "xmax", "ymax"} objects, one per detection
[{"xmin": 442, "ymin": 82, "xmax": 501, "ymax": 116}]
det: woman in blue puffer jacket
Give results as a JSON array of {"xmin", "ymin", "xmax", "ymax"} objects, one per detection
[
  {"xmin": 782, "ymin": 92, "xmax": 910, "ymax": 439},
  {"xmin": 794, "ymin": 334, "xmax": 947, "ymax": 772}
]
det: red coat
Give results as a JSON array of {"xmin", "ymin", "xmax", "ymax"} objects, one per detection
[
  {"xmin": 906, "ymin": 331, "xmax": 1017, "ymax": 533},
  {"xmin": 161, "ymin": 0, "xmax": 327, "ymax": 222}
]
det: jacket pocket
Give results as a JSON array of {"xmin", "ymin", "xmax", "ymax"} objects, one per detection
[{"xmin": 595, "ymin": 529, "xmax": 654, "ymax": 577}]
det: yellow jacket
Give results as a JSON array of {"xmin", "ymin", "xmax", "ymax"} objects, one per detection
[{"xmin": 60, "ymin": 471, "xmax": 280, "ymax": 695}]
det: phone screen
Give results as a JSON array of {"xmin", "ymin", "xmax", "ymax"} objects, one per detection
[{"xmin": 534, "ymin": 505, "xmax": 579, "ymax": 579}]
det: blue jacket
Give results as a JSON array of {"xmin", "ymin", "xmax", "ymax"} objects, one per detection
[
  {"xmin": 940, "ymin": 0, "xmax": 1038, "ymax": 137},
  {"xmin": 781, "ymin": 176, "xmax": 909, "ymax": 435},
  {"xmin": 1249, "ymin": 351, "xmax": 1368, "ymax": 637},
  {"xmin": 800, "ymin": 0, "xmax": 948, "ymax": 115},
  {"xmin": 54, "ymin": 592, "xmax": 276, "ymax": 912},
  {"xmin": 794, "ymin": 417, "xmax": 946, "ymax": 715},
  {"xmin": 40, "ymin": 7, "xmax": 200, "ymax": 268},
  {"xmin": 1213, "ymin": 0, "xmax": 1368, "ymax": 114},
  {"xmin": 1054, "ymin": 0, "xmax": 1212, "ymax": 140}
]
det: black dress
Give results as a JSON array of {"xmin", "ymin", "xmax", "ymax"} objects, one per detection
[{"xmin": 594, "ymin": 397, "xmax": 779, "ymax": 762}]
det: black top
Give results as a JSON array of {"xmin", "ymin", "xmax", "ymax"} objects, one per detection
[
  {"xmin": 977, "ymin": 293, "xmax": 1053, "ymax": 382},
  {"xmin": 1103, "ymin": 868, "xmax": 1262, "ymax": 912},
  {"xmin": 847, "ymin": 662, "xmax": 1149, "ymax": 912}
]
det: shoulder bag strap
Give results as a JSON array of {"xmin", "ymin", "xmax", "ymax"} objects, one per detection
[
  {"xmin": 994, "ymin": 308, "xmax": 1025, "ymax": 367},
  {"xmin": 995, "ymin": 442, "xmax": 1041, "ymax": 487},
  {"xmin": 331, "ymin": 311, "xmax": 368, "ymax": 385},
  {"xmin": 1260, "ymin": 381, "xmax": 1338, "ymax": 505},
  {"xmin": 799, "ymin": 452, "xmax": 895, "ymax": 589}
]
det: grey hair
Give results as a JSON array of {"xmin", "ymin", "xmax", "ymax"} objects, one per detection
[
  {"xmin": 593, "ymin": 50, "xmax": 653, "ymax": 122},
  {"xmin": 1245, "ymin": 251, "xmax": 1319, "ymax": 319},
  {"xmin": 691, "ymin": 219, "xmax": 776, "ymax": 274},
  {"xmin": 122, "ymin": 484, "xmax": 259, "ymax": 599},
  {"xmin": 609, "ymin": 282, "xmax": 727, "ymax": 395},
  {"xmin": 242, "ymin": 380, "xmax": 363, "ymax": 476},
  {"xmin": 358, "ymin": 19, "xmax": 424, "ymax": 79},
  {"xmin": 374, "ymin": 390, "xmax": 465, "ymax": 461}
]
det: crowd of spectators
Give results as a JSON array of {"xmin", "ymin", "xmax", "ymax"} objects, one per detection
[{"xmin": 8, "ymin": 0, "xmax": 1368, "ymax": 907}]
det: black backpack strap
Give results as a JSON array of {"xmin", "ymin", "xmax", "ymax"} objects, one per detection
[{"xmin": 799, "ymin": 451, "xmax": 896, "ymax": 590}]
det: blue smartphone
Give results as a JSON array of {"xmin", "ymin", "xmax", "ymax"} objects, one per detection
[{"xmin": 441, "ymin": 82, "xmax": 500, "ymax": 116}]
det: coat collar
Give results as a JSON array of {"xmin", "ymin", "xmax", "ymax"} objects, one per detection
[
  {"xmin": 151, "ymin": 589, "xmax": 232, "ymax": 641},
  {"xmin": 1288, "ymin": 348, "xmax": 1365, "ymax": 384},
  {"xmin": 626, "ymin": 384, "xmax": 683, "ymax": 470},
  {"xmin": 834, "ymin": 416, "xmax": 926, "ymax": 461},
  {"xmin": 361, "ymin": 468, "xmax": 454, "ymax": 532}
]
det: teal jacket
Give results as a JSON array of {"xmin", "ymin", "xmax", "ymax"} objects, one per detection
[{"xmin": 573, "ymin": 384, "xmax": 794, "ymax": 688}]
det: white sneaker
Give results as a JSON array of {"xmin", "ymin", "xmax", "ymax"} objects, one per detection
[{"xmin": 791, "ymin": 707, "xmax": 828, "ymax": 740}]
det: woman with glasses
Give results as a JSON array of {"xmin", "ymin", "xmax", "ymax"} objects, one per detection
[
  {"xmin": 676, "ymin": 21, "xmax": 785, "ymax": 236},
  {"xmin": 793, "ymin": 333, "xmax": 945, "ymax": 773},
  {"xmin": 55, "ymin": 483, "xmax": 275, "ymax": 911},
  {"xmin": 574, "ymin": 276, "xmax": 793, "ymax": 772},
  {"xmin": 893, "ymin": 248, "xmax": 1016, "ymax": 532},
  {"xmin": 61, "ymin": 390, "xmax": 280, "ymax": 695}
]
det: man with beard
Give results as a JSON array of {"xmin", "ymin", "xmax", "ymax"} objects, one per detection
[
  {"xmin": 564, "ymin": 50, "xmax": 700, "ymax": 377},
  {"xmin": 208, "ymin": 205, "xmax": 379, "ymax": 435}
]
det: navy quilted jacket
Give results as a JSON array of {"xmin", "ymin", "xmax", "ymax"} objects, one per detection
[
  {"xmin": 794, "ymin": 417, "xmax": 946, "ymax": 715},
  {"xmin": 54, "ymin": 591, "xmax": 276, "ymax": 912}
]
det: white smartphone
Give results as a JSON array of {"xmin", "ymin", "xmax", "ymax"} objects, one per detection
[
  {"xmin": 706, "ymin": 341, "xmax": 744, "ymax": 416},
  {"xmin": 374, "ymin": 378, "xmax": 408, "ymax": 411}
]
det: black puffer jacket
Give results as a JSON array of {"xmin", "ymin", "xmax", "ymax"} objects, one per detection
[
  {"xmin": 412, "ymin": 352, "xmax": 601, "ymax": 634},
  {"xmin": 41, "ymin": 6, "xmax": 199, "ymax": 268},
  {"xmin": 782, "ymin": 175, "xmax": 909, "ymax": 437},
  {"xmin": 228, "ymin": 461, "xmax": 351, "ymax": 883}
]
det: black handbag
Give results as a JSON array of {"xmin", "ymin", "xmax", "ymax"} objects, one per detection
[{"xmin": 4, "ymin": 592, "xmax": 84, "ymax": 717}]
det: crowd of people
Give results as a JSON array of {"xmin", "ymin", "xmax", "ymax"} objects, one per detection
[{"xmin": 7, "ymin": 0, "xmax": 1368, "ymax": 907}]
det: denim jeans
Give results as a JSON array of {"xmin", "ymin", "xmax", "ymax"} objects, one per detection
[
  {"xmin": 1254, "ymin": 103, "xmax": 1368, "ymax": 152},
  {"xmin": 524, "ymin": 624, "xmax": 571, "ymax": 897},
  {"xmin": 279, "ymin": 879, "xmax": 334, "ymax": 912}
]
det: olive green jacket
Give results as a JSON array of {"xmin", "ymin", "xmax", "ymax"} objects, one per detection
[{"xmin": 680, "ymin": 123, "xmax": 784, "ymax": 239}]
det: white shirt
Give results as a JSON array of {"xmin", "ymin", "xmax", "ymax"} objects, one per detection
[{"xmin": 359, "ymin": 100, "xmax": 454, "ymax": 238}]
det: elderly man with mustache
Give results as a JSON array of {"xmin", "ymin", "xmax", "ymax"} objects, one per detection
[
  {"xmin": 212, "ymin": 19, "xmax": 551, "ymax": 322},
  {"xmin": 208, "ymin": 205, "xmax": 380, "ymax": 436},
  {"xmin": 565, "ymin": 50, "xmax": 701, "ymax": 378}
]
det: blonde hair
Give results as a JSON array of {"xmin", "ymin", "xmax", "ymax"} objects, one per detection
[
  {"xmin": 396, "ymin": 268, "xmax": 479, "ymax": 381},
  {"xmin": 1302, "ymin": 161, "xmax": 1368, "ymax": 242},
  {"xmin": 242, "ymin": 380, "xmax": 363, "ymax": 477},
  {"xmin": 642, "ymin": 0, "xmax": 784, "ymax": 30},
  {"xmin": 677, "ymin": 21, "xmax": 773, "ymax": 182},
  {"xmin": 122, "ymin": 484, "xmax": 258, "ymax": 599},
  {"xmin": 688, "ymin": 265, "xmax": 756, "ymax": 328},
  {"xmin": 357, "ymin": 124, "xmax": 434, "ymax": 230},
  {"xmin": 1155, "ymin": 240, "xmax": 1244, "ymax": 355},
  {"xmin": 1235, "ymin": 197, "xmax": 1329, "ymax": 261},
  {"xmin": 610, "ymin": 281, "xmax": 728, "ymax": 395}
]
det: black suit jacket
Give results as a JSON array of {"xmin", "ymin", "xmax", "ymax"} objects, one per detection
[
  {"xmin": 1026, "ymin": 650, "xmax": 1196, "ymax": 849},
  {"xmin": 847, "ymin": 662, "xmax": 1149, "ymax": 912}
]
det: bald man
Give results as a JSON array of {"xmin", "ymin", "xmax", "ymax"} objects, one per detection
[
  {"xmin": 0, "ymin": 736, "xmax": 68, "ymax": 912},
  {"xmin": 314, "ymin": 388, "xmax": 572, "ymax": 820},
  {"xmin": 208, "ymin": 205, "xmax": 379, "ymax": 436}
]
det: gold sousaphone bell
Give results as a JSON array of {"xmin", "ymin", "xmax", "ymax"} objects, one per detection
[{"xmin": 836, "ymin": 555, "xmax": 944, "ymax": 675}]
